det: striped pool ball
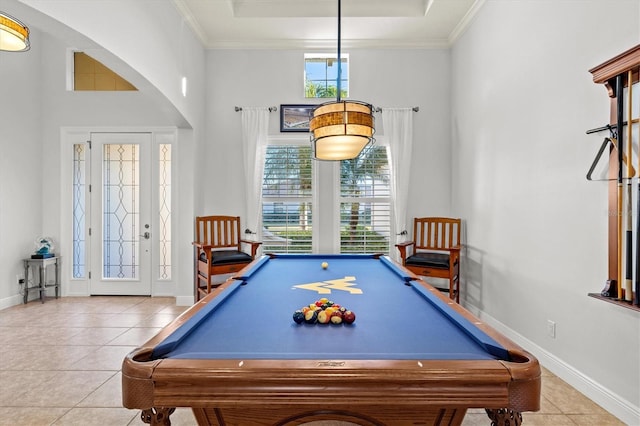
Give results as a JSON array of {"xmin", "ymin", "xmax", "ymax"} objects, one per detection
[
  {"xmin": 304, "ymin": 309, "xmax": 318, "ymax": 324},
  {"xmin": 330, "ymin": 311, "xmax": 343, "ymax": 324}
]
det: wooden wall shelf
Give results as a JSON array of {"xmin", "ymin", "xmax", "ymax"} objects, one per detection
[{"xmin": 588, "ymin": 293, "xmax": 640, "ymax": 312}]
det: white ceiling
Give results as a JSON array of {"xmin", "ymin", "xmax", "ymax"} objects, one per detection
[{"xmin": 173, "ymin": 0, "xmax": 482, "ymax": 49}]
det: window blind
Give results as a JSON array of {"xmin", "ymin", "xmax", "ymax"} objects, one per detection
[
  {"xmin": 340, "ymin": 146, "xmax": 391, "ymax": 254},
  {"xmin": 262, "ymin": 145, "xmax": 313, "ymax": 253}
]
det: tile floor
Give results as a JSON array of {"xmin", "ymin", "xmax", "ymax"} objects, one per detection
[{"xmin": 0, "ymin": 296, "xmax": 626, "ymax": 426}]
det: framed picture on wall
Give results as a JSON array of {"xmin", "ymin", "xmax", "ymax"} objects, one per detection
[{"xmin": 280, "ymin": 104, "xmax": 316, "ymax": 132}]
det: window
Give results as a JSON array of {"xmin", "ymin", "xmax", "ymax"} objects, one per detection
[
  {"xmin": 73, "ymin": 52, "xmax": 137, "ymax": 91},
  {"xmin": 262, "ymin": 145, "xmax": 313, "ymax": 253},
  {"xmin": 304, "ymin": 53, "xmax": 349, "ymax": 98},
  {"xmin": 261, "ymin": 143, "xmax": 391, "ymax": 255},
  {"xmin": 158, "ymin": 144, "xmax": 172, "ymax": 279},
  {"xmin": 340, "ymin": 147, "xmax": 391, "ymax": 254},
  {"xmin": 72, "ymin": 143, "xmax": 87, "ymax": 278}
]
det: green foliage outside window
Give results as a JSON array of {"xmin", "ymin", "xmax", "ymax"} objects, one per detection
[{"xmin": 305, "ymin": 82, "xmax": 347, "ymax": 99}]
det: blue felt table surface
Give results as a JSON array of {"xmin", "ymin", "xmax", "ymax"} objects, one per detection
[{"xmin": 153, "ymin": 255, "xmax": 507, "ymax": 361}]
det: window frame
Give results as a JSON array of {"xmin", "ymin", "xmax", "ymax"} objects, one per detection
[
  {"xmin": 262, "ymin": 136, "xmax": 317, "ymax": 254},
  {"xmin": 338, "ymin": 145, "xmax": 392, "ymax": 255}
]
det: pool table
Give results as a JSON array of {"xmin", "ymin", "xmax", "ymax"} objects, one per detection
[{"xmin": 122, "ymin": 254, "xmax": 540, "ymax": 426}]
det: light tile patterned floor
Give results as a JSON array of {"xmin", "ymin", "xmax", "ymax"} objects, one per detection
[{"xmin": 0, "ymin": 296, "xmax": 626, "ymax": 425}]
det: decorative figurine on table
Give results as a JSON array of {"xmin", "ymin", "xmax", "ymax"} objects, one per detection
[{"xmin": 32, "ymin": 237, "xmax": 54, "ymax": 259}]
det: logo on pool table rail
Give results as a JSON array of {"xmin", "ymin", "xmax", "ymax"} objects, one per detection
[
  {"xmin": 292, "ymin": 276, "xmax": 363, "ymax": 294},
  {"xmin": 317, "ymin": 361, "xmax": 346, "ymax": 367}
]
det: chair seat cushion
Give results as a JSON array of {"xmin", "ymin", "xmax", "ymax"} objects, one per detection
[
  {"xmin": 200, "ymin": 250, "xmax": 253, "ymax": 265},
  {"xmin": 406, "ymin": 252, "xmax": 450, "ymax": 269}
]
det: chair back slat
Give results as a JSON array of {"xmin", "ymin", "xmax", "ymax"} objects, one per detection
[
  {"xmin": 195, "ymin": 216, "xmax": 242, "ymax": 250},
  {"xmin": 414, "ymin": 217, "xmax": 460, "ymax": 251}
]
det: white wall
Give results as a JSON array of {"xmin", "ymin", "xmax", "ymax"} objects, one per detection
[
  {"xmin": 203, "ymin": 48, "xmax": 452, "ymax": 223},
  {"xmin": 0, "ymin": 28, "xmax": 43, "ymax": 306},
  {"xmin": 19, "ymin": 0, "xmax": 202, "ymax": 129},
  {"xmin": 452, "ymin": 1, "xmax": 640, "ymax": 423}
]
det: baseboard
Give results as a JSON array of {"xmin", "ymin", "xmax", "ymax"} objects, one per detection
[
  {"xmin": 2, "ymin": 293, "xmax": 196, "ymax": 310},
  {"xmin": 475, "ymin": 310, "xmax": 640, "ymax": 425},
  {"xmin": 0, "ymin": 294, "xmax": 23, "ymax": 311}
]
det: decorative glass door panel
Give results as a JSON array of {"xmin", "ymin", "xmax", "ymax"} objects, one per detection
[
  {"xmin": 90, "ymin": 133, "xmax": 151, "ymax": 295},
  {"xmin": 103, "ymin": 143, "xmax": 140, "ymax": 278}
]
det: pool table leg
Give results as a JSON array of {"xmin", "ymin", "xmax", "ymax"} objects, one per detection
[
  {"xmin": 485, "ymin": 408, "xmax": 523, "ymax": 426},
  {"xmin": 140, "ymin": 407, "xmax": 175, "ymax": 425}
]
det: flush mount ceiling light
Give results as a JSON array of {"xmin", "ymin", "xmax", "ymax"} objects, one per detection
[
  {"xmin": 309, "ymin": 0, "xmax": 374, "ymax": 161},
  {"xmin": 0, "ymin": 12, "xmax": 30, "ymax": 52}
]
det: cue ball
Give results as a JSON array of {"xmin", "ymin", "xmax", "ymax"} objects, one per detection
[{"xmin": 321, "ymin": 262, "xmax": 328, "ymax": 269}]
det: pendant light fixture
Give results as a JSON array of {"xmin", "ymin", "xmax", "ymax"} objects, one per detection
[
  {"xmin": 0, "ymin": 12, "xmax": 30, "ymax": 52},
  {"xmin": 309, "ymin": 0, "xmax": 374, "ymax": 161}
]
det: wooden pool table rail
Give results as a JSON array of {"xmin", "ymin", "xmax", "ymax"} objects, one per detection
[{"xmin": 122, "ymin": 258, "xmax": 540, "ymax": 426}]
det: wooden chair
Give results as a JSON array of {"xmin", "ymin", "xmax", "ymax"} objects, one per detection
[
  {"xmin": 396, "ymin": 217, "xmax": 462, "ymax": 302},
  {"xmin": 193, "ymin": 215, "xmax": 262, "ymax": 301}
]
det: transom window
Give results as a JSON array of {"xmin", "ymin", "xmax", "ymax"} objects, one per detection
[
  {"xmin": 72, "ymin": 52, "xmax": 137, "ymax": 91},
  {"xmin": 304, "ymin": 53, "xmax": 349, "ymax": 98}
]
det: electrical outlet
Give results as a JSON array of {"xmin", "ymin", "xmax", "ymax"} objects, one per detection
[
  {"xmin": 547, "ymin": 320, "xmax": 556, "ymax": 338},
  {"xmin": 17, "ymin": 274, "xmax": 24, "ymax": 285}
]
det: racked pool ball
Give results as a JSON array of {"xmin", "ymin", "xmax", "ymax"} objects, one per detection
[
  {"xmin": 330, "ymin": 311, "xmax": 343, "ymax": 324},
  {"xmin": 343, "ymin": 310, "xmax": 356, "ymax": 324},
  {"xmin": 304, "ymin": 309, "xmax": 318, "ymax": 324},
  {"xmin": 321, "ymin": 262, "xmax": 329, "ymax": 269},
  {"xmin": 317, "ymin": 310, "xmax": 331, "ymax": 324},
  {"xmin": 292, "ymin": 310, "xmax": 305, "ymax": 324}
]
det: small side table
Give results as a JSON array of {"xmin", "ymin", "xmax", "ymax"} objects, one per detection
[{"xmin": 23, "ymin": 256, "xmax": 60, "ymax": 304}]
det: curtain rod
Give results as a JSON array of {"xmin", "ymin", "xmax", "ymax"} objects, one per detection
[
  {"xmin": 374, "ymin": 107, "xmax": 419, "ymax": 112},
  {"xmin": 235, "ymin": 106, "xmax": 277, "ymax": 112}
]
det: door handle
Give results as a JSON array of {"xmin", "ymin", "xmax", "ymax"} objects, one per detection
[{"xmin": 140, "ymin": 232, "xmax": 150, "ymax": 239}]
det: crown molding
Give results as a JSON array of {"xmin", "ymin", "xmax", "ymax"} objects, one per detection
[
  {"xmin": 171, "ymin": 0, "xmax": 209, "ymax": 46},
  {"xmin": 448, "ymin": 0, "xmax": 485, "ymax": 45},
  {"xmin": 206, "ymin": 37, "xmax": 451, "ymax": 50}
]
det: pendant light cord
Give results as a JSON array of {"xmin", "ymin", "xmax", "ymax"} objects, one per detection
[{"xmin": 337, "ymin": 0, "xmax": 341, "ymax": 103}]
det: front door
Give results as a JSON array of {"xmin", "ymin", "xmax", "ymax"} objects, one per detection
[{"xmin": 89, "ymin": 133, "xmax": 152, "ymax": 295}]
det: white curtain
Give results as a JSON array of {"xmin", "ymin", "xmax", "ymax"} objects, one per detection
[
  {"xmin": 240, "ymin": 107, "xmax": 269, "ymax": 245},
  {"xmin": 383, "ymin": 108, "xmax": 414, "ymax": 262}
]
